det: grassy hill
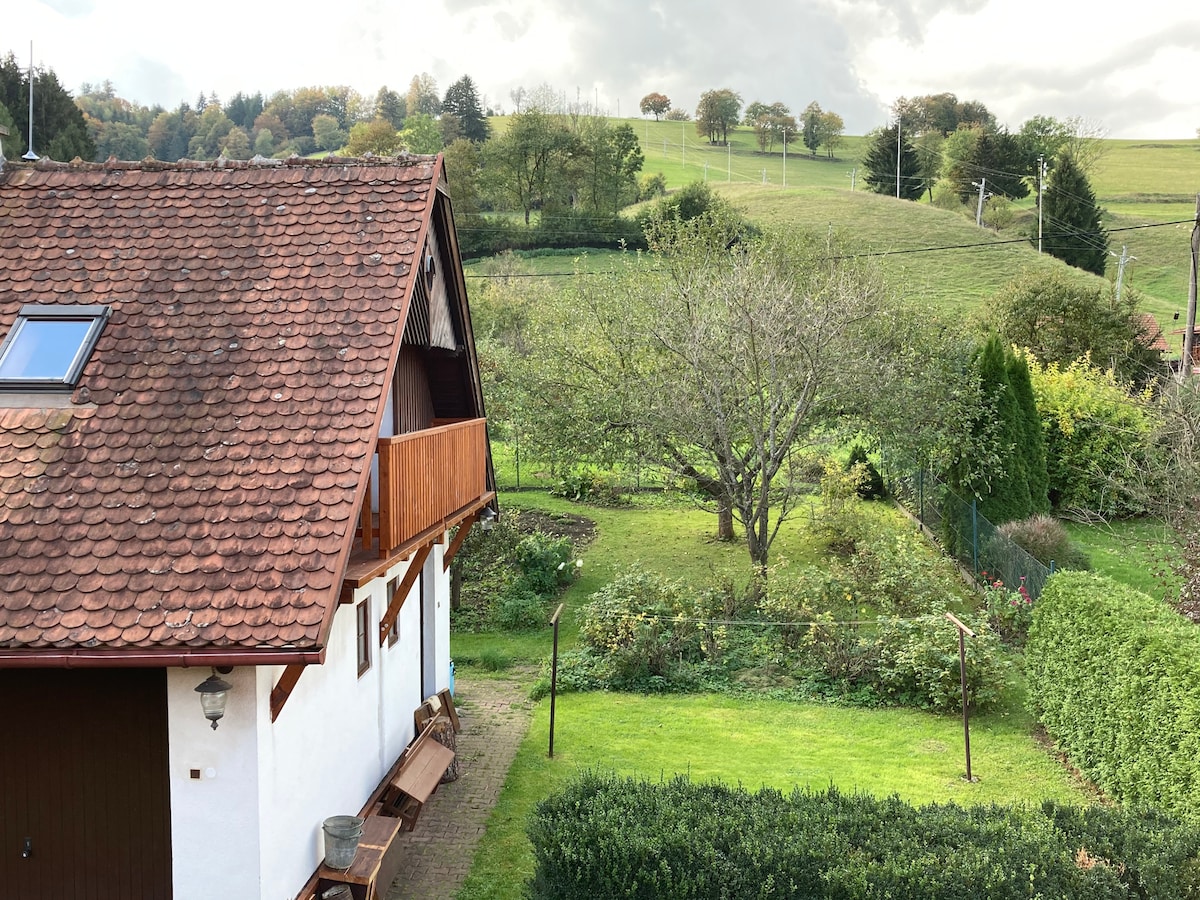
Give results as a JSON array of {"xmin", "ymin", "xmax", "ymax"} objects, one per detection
[{"xmin": 479, "ymin": 117, "xmax": 1199, "ymax": 327}]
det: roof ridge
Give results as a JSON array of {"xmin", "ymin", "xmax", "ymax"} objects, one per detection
[{"xmin": 1, "ymin": 153, "xmax": 439, "ymax": 175}]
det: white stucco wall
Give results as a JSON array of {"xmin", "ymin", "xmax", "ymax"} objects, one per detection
[
  {"xmin": 165, "ymin": 537, "xmax": 450, "ymax": 900},
  {"xmin": 167, "ymin": 665, "xmax": 261, "ymax": 899}
]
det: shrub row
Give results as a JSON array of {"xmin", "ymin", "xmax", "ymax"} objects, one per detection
[
  {"xmin": 1027, "ymin": 571, "xmax": 1200, "ymax": 814},
  {"xmin": 557, "ymin": 560, "xmax": 1006, "ymax": 712},
  {"xmin": 528, "ymin": 772, "xmax": 1200, "ymax": 899},
  {"xmin": 457, "ymin": 212, "xmax": 646, "ymax": 259}
]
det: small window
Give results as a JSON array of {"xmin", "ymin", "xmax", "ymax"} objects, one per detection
[
  {"xmin": 0, "ymin": 304, "xmax": 110, "ymax": 389},
  {"xmin": 386, "ymin": 577, "xmax": 400, "ymax": 648},
  {"xmin": 356, "ymin": 599, "xmax": 371, "ymax": 677}
]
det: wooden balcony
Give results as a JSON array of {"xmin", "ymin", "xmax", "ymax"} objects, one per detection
[{"xmin": 356, "ymin": 417, "xmax": 490, "ymax": 564}]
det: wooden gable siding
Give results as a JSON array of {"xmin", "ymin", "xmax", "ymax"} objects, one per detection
[
  {"xmin": 395, "ymin": 347, "xmax": 435, "ymax": 434},
  {"xmin": 0, "ymin": 668, "xmax": 172, "ymax": 899}
]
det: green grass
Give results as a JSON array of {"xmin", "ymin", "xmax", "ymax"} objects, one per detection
[
  {"xmin": 1063, "ymin": 518, "xmax": 1180, "ymax": 599},
  {"xmin": 453, "ymin": 487, "xmax": 831, "ymax": 663},
  {"xmin": 457, "ymin": 688, "xmax": 1092, "ymax": 899},
  {"xmin": 473, "ymin": 119, "xmax": 1198, "ymax": 316}
]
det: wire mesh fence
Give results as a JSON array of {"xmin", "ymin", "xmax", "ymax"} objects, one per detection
[{"xmin": 887, "ymin": 466, "xmax": 1052, "ymax": 600}]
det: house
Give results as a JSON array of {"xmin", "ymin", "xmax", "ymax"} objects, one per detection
[
  {"xmin": 1171, "ymin": 323, "xmax": 1200, "ymax": 374},
  {"xmin": 0, "ymin": 154, "xmax": 495, "ymax": 899}
]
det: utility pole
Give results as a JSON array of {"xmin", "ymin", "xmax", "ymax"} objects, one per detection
[
  {"xmin": 1182, "ymin": 194, "xmax": 1199, "ymax": 381},
  {"xmin": 782, "ymin": 128, "xmax": 787, "ymax": 188},
  {"xmin": 1037, "ymin": 155, "xmax": 1047, "ymax": 253},
  {"xmin": 972, "ymin": 177, "xmax": 990, "ymax": 227},
  {"xmin": 727, "ymin": 141, "xmax": 731, "ymax": 183},
  {"xmin": 1112, "ymin": 245, "xmax": 1137, "ymax": 303},
  {"xmin": 681, "ymin": 122, "xmax": 685, "ymax": 168},
  {"xmin": 895, "ymin": 115, "xmax": 901, "ymax": 199},
  {"xmin": 847, "ymin": 167, "xmax": 856, "ymax": 191}
]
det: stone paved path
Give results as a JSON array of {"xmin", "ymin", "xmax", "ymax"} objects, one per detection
[{"xmin": 385, "ymin": 673, "xmax": 533, "ymax": 899}]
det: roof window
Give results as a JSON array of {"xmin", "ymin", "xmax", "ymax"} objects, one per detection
[{"xmin": 0, "ymin": 305, "xmax": 111, "ymax": 389}]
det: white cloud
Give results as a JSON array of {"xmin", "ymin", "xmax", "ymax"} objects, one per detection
[{"xmin": 4, "ymin": 0, "xmax": 1197, "ymax": 136}]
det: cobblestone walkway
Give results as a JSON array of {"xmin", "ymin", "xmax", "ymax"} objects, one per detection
[{"xmin": 385, "ymin": 673, "xmax": 533, "ymax": 899}]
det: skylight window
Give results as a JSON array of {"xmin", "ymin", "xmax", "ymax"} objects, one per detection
[{"xmin": 0, "ymin": 305, "xmax": 110, "ymax": 389}]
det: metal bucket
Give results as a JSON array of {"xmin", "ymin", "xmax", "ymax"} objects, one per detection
[{"xmin": 322, "ymin": 815, "xmax": 364, "ymax": 870}]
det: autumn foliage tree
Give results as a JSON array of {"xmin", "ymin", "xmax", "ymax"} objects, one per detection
[
  {"xmin": 639, "ymin": 92, "xmax": 670, "ymax": 121},
  {"xmin": 695, "ymin": 89, "xmax": 742, "ymax": 144}
]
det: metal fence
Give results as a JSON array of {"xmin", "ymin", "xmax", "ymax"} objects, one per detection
[{"xmin": 887, "ymin": 467, "xmax": 1053, "ymax": 600}]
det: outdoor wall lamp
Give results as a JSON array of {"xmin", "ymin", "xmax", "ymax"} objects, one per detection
[
  {"xmin": 479, "ymin": 506, "xmax": 496, "ymax": 532},
  {"xmin": 194, "ymin": 668, "xmax": 233, "ymax": 730}
]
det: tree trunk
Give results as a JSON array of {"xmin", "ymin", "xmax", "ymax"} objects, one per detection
[
  {"xmin": 717, "ymin": 499, "xmax": 734, "ymax": 542},
  {"xmin": 450, "ymin": 562, "xmax": 462, "ymax": 611}
]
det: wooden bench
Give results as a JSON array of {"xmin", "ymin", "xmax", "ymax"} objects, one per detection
[
  {"xmin": 376, "ymin": 714, "xmax": 456, "ymax": 831},
  {"xmin": 315, "ymin": 815, "xmax": 402, "ymax": 900}
]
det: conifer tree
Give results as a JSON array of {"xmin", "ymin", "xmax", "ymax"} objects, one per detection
[
  {"xmin": 441, "ymin": 75, "xmax": 489, "ymax": 143},
  {"xmin": 973, "ymin": 336, "xmax": 1032, "ymax": 524},
  {"xmin": 1006, "ymin": 351, "xmax": 1050, "ymax": 514},
  {"xmin": 1041, "ymin": 154, "xmax": 1108, "ymax": 275},
  {"xmin": 862, "ymin": 124, "xmax": 922, "ymax": 200}
]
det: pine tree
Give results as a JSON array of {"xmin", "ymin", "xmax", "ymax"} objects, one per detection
[
  {"xmin": 862, "ymin": 124, "xmax": 922, "ymax": 200},
  {"xmin": 441, "ymin": 75, "xmax": 489, "ymax": 143},
  {"xmin": 1042, "ymin": 154, "xmax": 1108, "ymax": 276},
  {"xmin": 0, "ymin": 54, "xmax": 95, "ymax": 161}
]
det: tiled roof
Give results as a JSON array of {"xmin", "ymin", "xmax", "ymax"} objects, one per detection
[{"xmin": 0, "ymin": 156, "xmax": 439, "ymax": 654}]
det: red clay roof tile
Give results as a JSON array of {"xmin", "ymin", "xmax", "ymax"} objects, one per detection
[{"xmin": 0, "ymin": 156, "xmax": 441, "ymax": 655}]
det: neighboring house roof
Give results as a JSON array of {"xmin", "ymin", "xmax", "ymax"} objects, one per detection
[
  {"xmin": 1135, "ymin": 313, "xmax": 1169, "ymax": 352},
  {"xmin": 0, "ymin": 155, "xmax": 448, "ymax": 661}
]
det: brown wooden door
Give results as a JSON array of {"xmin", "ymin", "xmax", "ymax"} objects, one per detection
[{"xmin": 0, "ymin": 668, "xmax": 172, "ymax": 899}]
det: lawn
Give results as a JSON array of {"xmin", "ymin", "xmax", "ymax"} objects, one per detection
[
  {"xmin": 1064, "ymin": 518, "xmax": 1181, "ymax": 599},
  {"xmin": 451, "ymin": 486, "xmax": 832, "ymax": 661},
  {"xmin": 452, "ymin": 489, "xmax": 1101, "ymax": 898},
  {"xmin": 457, "ymin": 684, "xmax": 1092, "ymax": 900}
]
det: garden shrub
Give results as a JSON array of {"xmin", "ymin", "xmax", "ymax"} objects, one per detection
[
  {"xmin": 529, "ymin": 771, "xmax": 1200, "ymax": 900},
  {"xmin": 578, "ymin": 567, "xmax": 712, "ymax": 690},
  {"xmin": 549, "ymin": 469, "xmax": 630, "ymax": 506},
  {"xmin": 845, "ymin": 444, "xmax": 886, "ymax": 500},
  {"xmin": 871, "ymin": 606, "xmax": 1004, "ymax": 712},
  {"xmin": 1027, "ymin": 571, "xmax": 1200, "ymax": 815},
  {"xmin": 1022, "ymin": 351, "xmax": 1155, "ymax": 517},
  {"xmin": 451, "ymin": 512, "xmax": 579, "ymax": 632},
  {"xmin": 842, "ymin": 527, "xmax": 966, "ymax": 616},
  {"xmin": 998, "ymin": 513, "xmax": 1090, "ymax": 570}
]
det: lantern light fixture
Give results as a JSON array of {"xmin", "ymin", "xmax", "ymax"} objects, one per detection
[{"xmin": 194, "ymin": 669, "xmax": 233, "ymax": 730}]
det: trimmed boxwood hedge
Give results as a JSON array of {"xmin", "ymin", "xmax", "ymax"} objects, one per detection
[
  {"xmin": 528, "ymin": 772, "xmax": 1200, "ymax": 899},
  {"xmin": 1027, "ymin": 571, "xmax": 1200, "ymax": 814}
]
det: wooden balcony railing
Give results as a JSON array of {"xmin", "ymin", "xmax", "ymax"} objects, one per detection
[{"xmin": 358, "ymin": 418, "xmax": 488, "ymax": 558}]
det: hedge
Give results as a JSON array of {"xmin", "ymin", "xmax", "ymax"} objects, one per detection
[
  {"xmin": 528, "ymin": 771, "xmax": 1200, "ymax": 899},
  {"xmin": 1027, "ymin": 571, "xmax": 1200, "ymax": 814}
]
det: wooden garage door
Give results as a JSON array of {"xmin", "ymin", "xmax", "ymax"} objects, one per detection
[{"xmin": 0, "ymin": 668, "xmax": 172, "ymax": 899}]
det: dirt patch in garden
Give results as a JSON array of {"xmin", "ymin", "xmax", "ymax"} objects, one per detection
[
  {"xmin": 1031, "ymin": 725, "xmax": 1110, "ymax": 804},
  {"xmin": 509, "ymin": 508, "xmax": 597, "ymax": 547}
]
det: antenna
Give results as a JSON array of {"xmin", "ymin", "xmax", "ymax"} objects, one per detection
[{"xmin": 23, "ymin": 41, "xmax": 38, "ymax": 161}]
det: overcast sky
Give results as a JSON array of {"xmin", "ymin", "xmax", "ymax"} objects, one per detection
[{"xmin": 6, "ymin": 0, "xmax": 1199, "ymax": 138}]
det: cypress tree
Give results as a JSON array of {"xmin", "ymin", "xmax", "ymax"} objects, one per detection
[
  {"xmin": 975, "ymin": 336, "xmax": 1032, "ymax": 524},
  {"xmin": 1006, "ymin": 351, "xmax": 1050, "ymax": 514}
]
